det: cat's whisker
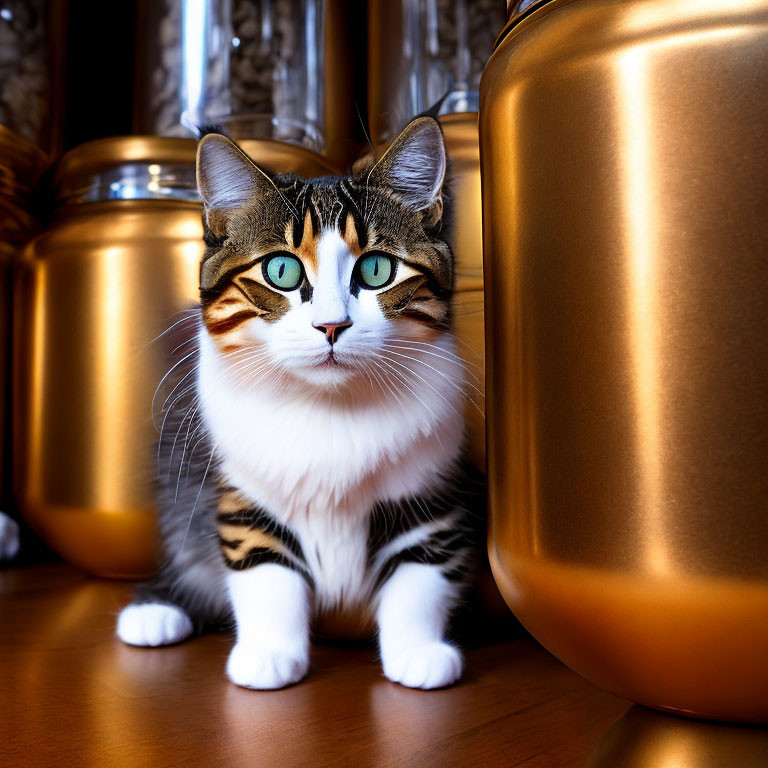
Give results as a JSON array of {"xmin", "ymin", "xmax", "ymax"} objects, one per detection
[
  {"xmin": 383, "ymin": 336, "xmax": 478, "ymax": 368},
  {"xmin": 171, "ymin": 403, "xmax": 202, "ymax": 495},
  {"xmin": 163, "ymin": 402, "xmax": 200, "ymax": 485},
  {"xmin": 382, "ymin": 347, "xmax": 485, "ymax": 404},
  {"xmin": 152, "ymin": 348, "xmax": 201, "ymax": 426},
  {"xmin": 381, "ymin": 342, "xmax": 481, "ymax": 383},
  {"xmin": 144, "ymin": 309, "xmax": 201, "ymax": 348},
  {"xmin": 373, "ymin": 356, "xmax": 443, "ymax": 425},
  {"xmin": 157, "ymin": 390, "xmax": 199, "ymax": 469},
  {"xmin": 180, "ymin": 447, "xmax": 217, "ymax": 553},
  {"xmin": 377, "ymin": 353, "xmax": 462, "ymax": 420},
  {"xmin": 159, "ymin": 366, "xmax": 201, "ymax": 419},
  {"xmin": 169, "ymin": 334, "xmax": 200, "ymax": 358},
  {"xmin": 367, "ymin": 358, "xmax": 406, "ymax": 408},
  {"xmin": 350, "ymin": 357, "xmax": 376, "ymax": 392}
]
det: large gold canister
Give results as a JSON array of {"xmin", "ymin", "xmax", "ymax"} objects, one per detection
[
  {"xmin": 14, "ymin": 136, "xmax": 336, "ymax": 578},
  {"xmin": 481, "ymin": 0, "xmax": 768, "ymax": 721}
]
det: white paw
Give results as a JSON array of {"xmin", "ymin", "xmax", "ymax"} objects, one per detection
[
  {"xmin": 226, "ymin": 641, "xmax": 309, "ymax": 690},
  {"xmin": 383, "ymin": 642, "xmax": 464, "ymax": 690},
  {"xmin": 0, "ymin": 512, "xmax": 20, "ymax": 561},
  {"xmin": 116, "ymin": 603, "xmax": 193, "ymax": 647}
]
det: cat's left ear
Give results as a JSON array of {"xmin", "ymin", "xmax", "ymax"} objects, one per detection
[{"xmin": 367, "ymin": 117, "xmax": 446, "ymax": 223}]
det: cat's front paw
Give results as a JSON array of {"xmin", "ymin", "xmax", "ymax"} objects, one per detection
[
  {"xmin": 226, "ymin": 641, "xmax": 309, "ymax": 690},
  {"xmin": 117, "ymin": 603, "xmax": 194, "ymax": 647},
  {"xmin": 0, "ymin": 512, "xmax": 20, "ymax": 561},
  {"xmin": 383, "ymin": 642, "xmax": 464, "ymax": 690}
]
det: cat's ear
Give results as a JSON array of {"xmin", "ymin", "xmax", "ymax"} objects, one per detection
[
  {"xmin": 196, "ymin": 134, "xmax": 273, "ymax": 212},
  {"xmin": 367, "ymin": 117, "xmax": 446, "ymax": 215}
]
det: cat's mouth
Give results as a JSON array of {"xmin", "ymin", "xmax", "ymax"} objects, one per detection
[{"xmin": 319, "ymin": 350, "xmax": 346, "ymax": 368}]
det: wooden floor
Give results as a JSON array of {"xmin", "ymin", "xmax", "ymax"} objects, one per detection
[{"xmin": 9, "ymin": 561, "xmax": 758, "ymax": 768}]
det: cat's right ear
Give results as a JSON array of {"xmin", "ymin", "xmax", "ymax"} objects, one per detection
[{"xmin": 196, "ymin": 134, "xmax": 273, "ymax": 213}]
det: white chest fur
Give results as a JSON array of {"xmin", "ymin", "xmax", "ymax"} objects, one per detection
[{"xmin": 196, "ymin": 330, "xmax": 465, "ymax": 606}]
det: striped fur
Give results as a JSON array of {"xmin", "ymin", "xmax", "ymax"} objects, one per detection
[{"xmin": 117, "ymin": 117, "xmax": 481, "ymax": 691}]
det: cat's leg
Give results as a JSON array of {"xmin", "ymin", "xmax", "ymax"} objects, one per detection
[
  {"xmin": 217, "ymin": 488, "xmax": 313, "ymax": 689},
  {"xmin": 226, "ymin": 563, "xmax": 311, "ymax": 690},
  {"xmin": 0, "ymin": 511, "xmax": 20, "ymax": 561},
  {"xmin": 116, "ymin": 577, "xmax": 194, "ymax": 647},
  {"xmin": 377, "ymin": 563, "xmax": 464, "ymax": 689}
]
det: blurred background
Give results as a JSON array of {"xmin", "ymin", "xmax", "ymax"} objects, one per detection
[{"xmin": 1, "ymin": 0, "xmax": 506, "ymax": 573}]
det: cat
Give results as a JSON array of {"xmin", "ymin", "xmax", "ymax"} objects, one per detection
[{"xmin": 116, "ymin": 116, "xmax": 480, "ymax": 690}]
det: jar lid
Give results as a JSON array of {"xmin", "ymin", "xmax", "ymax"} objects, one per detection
[
  {"xmin": 54, "ymin": 136, "xmax": 200, "ymax": 205},
  {"xmin": 0, "ymin": 124, "xmax": 49, "ymax": 205},
  {"xmin": 54, "ymin": 135, "xmax": 340, "ymax": 206}
]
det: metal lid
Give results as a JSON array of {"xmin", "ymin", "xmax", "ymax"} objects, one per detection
[
  {"xmin": 54, "ymin": 136, "xmax": 200, "ymax": 205},
  {"xmin": 0, "ymin": 123, "xmax": 49, "ymax": 205},
  {"xmin": 54, "ymin": 135, "xmax": 340, "ymax": 206}
]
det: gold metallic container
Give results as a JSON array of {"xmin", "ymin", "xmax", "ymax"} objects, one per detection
[
  {"xmin": 14, "ymin": 136, "xmax": 336, "ymax": 578},
  {"xmin": 481, "ymin": 0, "xmax": 768, "ymax": 721}
]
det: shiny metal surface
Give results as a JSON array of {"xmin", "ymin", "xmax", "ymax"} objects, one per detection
[
  {"xmin": 441, "ymin": 113, "xmax": 486, "ymax": 470},
  {"xmin": 54, "ymin": 136, "xmax": 338, "ymax": 204},
  {"xmin": 588, "ymin": 706, "xmax": 768, "ymax": 767},
  {"xmin": 14, "ymin": 136, "xmax": 336, "ymax": 578},
  {"xmin": 480, "ymin": 0, "xmax": 768, "ymax": 720},
  {"xmin": 14, "ymin": 199, "xmax": 202, "ymax": 577}
]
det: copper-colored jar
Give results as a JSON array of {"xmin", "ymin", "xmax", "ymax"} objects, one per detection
[
  {"xmin": 13, "ymin": 136, "xmax": 336, "ymax": 578},
  {"xmin": 481, "ymin": 0, "xmax": 768, "ymax": 721}
]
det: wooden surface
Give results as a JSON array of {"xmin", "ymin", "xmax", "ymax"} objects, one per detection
[{"xmin": 0, "ymin": 563, "xmax": 633, "ymax": 767}]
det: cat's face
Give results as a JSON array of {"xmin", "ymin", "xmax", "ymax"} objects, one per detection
[{"xmin": 196, "ymin": 118, "xmax": 454, "ymax": 391}]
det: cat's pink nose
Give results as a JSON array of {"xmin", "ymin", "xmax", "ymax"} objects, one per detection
[{"xmin": 313, "ymin": 319, "xmax": 352, "ymax": 345}]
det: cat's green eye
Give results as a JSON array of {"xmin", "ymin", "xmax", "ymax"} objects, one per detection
[
  {"xmin": 263, "ymin": 253, "xmax": 303, "ymax": 291},
  {"xmin": 355, "ymin": 252, "xmax": 396, "ymax": 290}
]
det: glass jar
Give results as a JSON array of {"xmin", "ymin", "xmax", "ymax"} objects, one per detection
[
  {"xmin": 367, "ymin": 0, "xmax": 503, "ymax": 147},
  {"xmin": 136, "ymin": 0, "xmax": 326, "ymax": 151},
  {"xmin": 482, "ymin": 0, "xmax": 768, "ymax": 722}
]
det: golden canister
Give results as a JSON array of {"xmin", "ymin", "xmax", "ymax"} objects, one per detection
[
  {"xmin": 481, "ymin": 0, "xmax": 768, "ymax": 721},
  {"xmin": 14, "ymin": 136, "xmax": 336, "ymax": 578}
]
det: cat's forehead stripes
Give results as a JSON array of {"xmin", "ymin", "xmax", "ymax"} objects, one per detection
[
  {"xmin": 200, "ymin": 175, "xmax": 451, "ymax": 292},
  {"xmin": 289, "ymin": 207, "xmax": 321, "ymax": 278}
]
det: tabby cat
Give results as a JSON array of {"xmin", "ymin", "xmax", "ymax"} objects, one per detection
[{"xmin": 116, "ymin": 116, "xmax": 479, "ymax": 690}]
